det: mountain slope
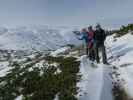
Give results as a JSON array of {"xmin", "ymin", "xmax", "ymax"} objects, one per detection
[
  {"xmin": 107, "ymin": 32, "xmax": 133, "ymax": 99},
  {"xmin": 0, "ymin": 26, "xmax": 80, "ymax": 51}
]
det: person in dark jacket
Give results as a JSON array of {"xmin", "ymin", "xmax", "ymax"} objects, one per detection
[{"xmin": 94, "ymin": 24, "xmax": 108, "ymax": 64}]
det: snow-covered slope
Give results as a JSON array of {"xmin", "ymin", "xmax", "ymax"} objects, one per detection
[
  {"xmin": 106, "ymin": 33, "xmax": 133, "ymax": 99},
  {"xmin": 0, "ymin": 26, "xmax": 80, "ymax": 51}
]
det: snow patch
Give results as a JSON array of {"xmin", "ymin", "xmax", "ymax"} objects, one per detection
[
  {"xmin": 51, "ymin": 47, "xmax": 70, "ymax": 57},
  {"xmin": 77, "ymin": 56, "xmax": 113, "ymax": 100},
  {"xmin": 15, "ymin": 95, "xmax": 23, "ymax": 100}
]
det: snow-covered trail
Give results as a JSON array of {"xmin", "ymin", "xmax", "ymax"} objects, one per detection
[{"xmin": 77, "ymin": 55, "xmax": 113, "ymax": 100}]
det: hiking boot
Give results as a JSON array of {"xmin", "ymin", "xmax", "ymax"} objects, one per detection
[{"xmin": 103, "ymin": 62, "xmax": 110, "ymax": 65}]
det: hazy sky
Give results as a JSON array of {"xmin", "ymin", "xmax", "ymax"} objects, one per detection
[{"xmin": 0, "ymin": 0, "xmax": 133, "ymax": 28}]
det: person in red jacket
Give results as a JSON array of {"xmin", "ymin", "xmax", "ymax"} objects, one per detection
[{"xmin": 87, "ymin": 26, "xmax": 95, "ymax": 61}]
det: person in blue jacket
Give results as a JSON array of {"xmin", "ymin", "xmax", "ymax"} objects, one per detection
[{"xmin": 77, "ymin": 28, "xmax": 89, "ymax": 55}]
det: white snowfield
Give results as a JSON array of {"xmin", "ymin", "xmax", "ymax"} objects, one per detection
[
  {"xmin": 77, "ymin": 56, "xmax": 113, "ymax": 100},
  {"xmin": 50, "ymin": 47, "xmax": 71, "ymax": 57},
  {"xmin": 107, "ymin": 33, "xmax": 133, "ymax": 98},
  {"xmin": 0, "ymin": 26, "xmax": 80, "ymax": 51},
  {"xmin": 0, "ymin": 62, "xmax": 11, "ymax": 77}
]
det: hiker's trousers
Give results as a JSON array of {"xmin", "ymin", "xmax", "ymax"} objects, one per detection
[{"xmin": 95, "ymin": 43, "xmax": 107, "ymax": 64}]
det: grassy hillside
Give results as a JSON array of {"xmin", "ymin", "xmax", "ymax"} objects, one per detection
[{"xmin": 0, "ymin": 55, "xmax": 80, "ymax": 100}]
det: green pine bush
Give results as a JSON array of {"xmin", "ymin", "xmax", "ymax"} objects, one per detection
[{"xmin": 0, "ymin": 56, "xmax": 80, "ymax": 100}]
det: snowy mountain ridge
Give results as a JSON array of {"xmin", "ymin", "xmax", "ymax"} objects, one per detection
[{"xmin": 0, "ymin": 26, "xmax": 80, "ymax": 51}]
